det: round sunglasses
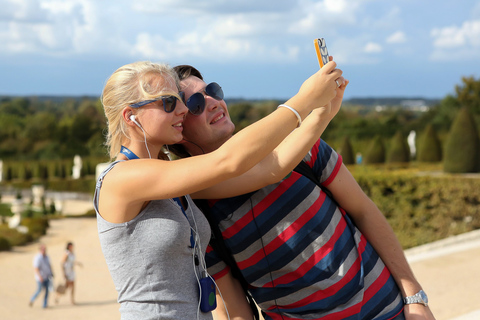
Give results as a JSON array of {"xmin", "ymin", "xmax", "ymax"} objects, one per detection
[{"xmin": 183, "ymin": 82, "xmax": 224, "ymax": 116}]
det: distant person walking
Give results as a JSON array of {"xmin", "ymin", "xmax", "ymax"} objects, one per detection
[
  {"xmin": 56, "ymin": 242, "xmax": 82, "ymax": 305},
  {"xmin": 29, "ymin": 244, "xmax": 53, "ymax": 308}
]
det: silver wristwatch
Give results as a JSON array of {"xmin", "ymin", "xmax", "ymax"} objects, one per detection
[{"xmin": 403, "ymin": 290, "xmax": 428, "ymax": 306}]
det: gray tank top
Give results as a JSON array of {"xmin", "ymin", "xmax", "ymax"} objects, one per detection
[{"xmin": 94, "ymin": 161, "xmax": 213, "ymax": 320}]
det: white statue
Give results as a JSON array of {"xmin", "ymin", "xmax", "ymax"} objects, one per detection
[
  {"xmin": 72, "ymin": 155, "xmax": 83, "ymax": 179},
  {"xmin": 407, "ymin": 130, "xmax": 416, "ymax": 158},
  {"xmin": 32, "ymin": 185, "xmax": 45, "ymax": 208}
]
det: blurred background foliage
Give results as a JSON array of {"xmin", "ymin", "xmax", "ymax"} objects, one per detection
[
  {"xmin": 1, "ymin": 76, "xmax": 479, "ymax": 166},
  {"xmin": 0, "ymin": 75, "xmax": 479, "ymax": 250}
]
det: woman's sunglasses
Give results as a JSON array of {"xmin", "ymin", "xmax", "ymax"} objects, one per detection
[
  {"xmin": 183, "ymin": 82, "xmax": 224, "ymax": 116},
  {"xmin": 130, "ymin": 93, "xmax": 186, "ymax": 113}
]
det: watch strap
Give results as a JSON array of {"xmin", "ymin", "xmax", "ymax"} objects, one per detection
[{"xmin": 403, "ymin": 290, "xmax": 428, "ymax": 306}]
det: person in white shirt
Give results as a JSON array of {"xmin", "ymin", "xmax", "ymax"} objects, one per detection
[{"xmin": 29, "ymin": 244, "xmax": 53, "ymax": 308}]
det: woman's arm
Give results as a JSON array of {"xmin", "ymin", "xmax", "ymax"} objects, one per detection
[
  {"xmin": 192, "ymin": 79, "xmax": 348, "ymax": 199},
  {"xmin": 327, "ymin": 165, "xmax": 436, "ymax": 320},
  {"xmin": 213, "ymin": 271, "xmax": 254, "ymax": 320},
  {"xmin": 99, "ymin": 63, "xmax": 342, "ymax": 223}
]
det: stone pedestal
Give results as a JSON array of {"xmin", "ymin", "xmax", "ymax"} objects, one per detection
[{"xmin": 8, "ymin": 199, "xmax": 24, "ymax": 229}]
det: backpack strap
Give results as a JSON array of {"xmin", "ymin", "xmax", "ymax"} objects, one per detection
[
  {"xmin": 293, "ymin": 160, "xmax": 335, "ymax": 201},
  {"xmin": 194, "ymin": 199, "xmax": 260, "ymax": 320}
]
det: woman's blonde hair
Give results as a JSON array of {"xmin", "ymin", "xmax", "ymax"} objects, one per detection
[{"xmin": 101, "ymin": 61, "xmax": 179, "ymax": 160}]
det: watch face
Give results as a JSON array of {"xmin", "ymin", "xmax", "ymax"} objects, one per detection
[{"xmin": 419, "ymin": 290, "xmax": 428, "ymax": 303}]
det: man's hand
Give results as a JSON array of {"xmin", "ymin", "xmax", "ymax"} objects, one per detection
[
  {"xmin": 404, "ymin": 304, "xmax": 436, "ymax": 320},
  {"xmin": 311, "ymin": 76, "xmax": 348, "ymax": 124}
]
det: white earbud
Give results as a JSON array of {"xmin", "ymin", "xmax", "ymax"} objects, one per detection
[{"xmin": 130, "ymin": 114, "xmax": 141, "ymax": 128}]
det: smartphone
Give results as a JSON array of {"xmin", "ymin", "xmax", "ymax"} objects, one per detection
[{"xmin": 314, "ymin": 38, "xmax": 330, "ymax": 68}]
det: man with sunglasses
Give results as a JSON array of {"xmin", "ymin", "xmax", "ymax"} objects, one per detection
[{"xmin": 171, "ymin": 65, "xmax": 435, "ymax": 320}]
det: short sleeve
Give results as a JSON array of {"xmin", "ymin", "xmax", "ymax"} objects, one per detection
[
  {"xmin": 33, "ymin": 255, "xmax": 40, "ymax": 268},
  {"xmin": 205, "ymin": 244, "xmax": 230, "ymax": 280},
  {"xmin": 304, "ymin": 139, "xmax": 342, "ymax": 187}
]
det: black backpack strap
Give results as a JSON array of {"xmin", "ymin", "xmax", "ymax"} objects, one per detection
[
  {"xmin": 293, "ymin": 160, "xmax": 335, "ymax": 201},
  {"xmin": 194, "ymin": 199, "xmax": 260, "ymax": 320}
]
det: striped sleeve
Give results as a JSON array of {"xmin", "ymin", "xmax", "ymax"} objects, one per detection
[
  {"xmin": 305, "ymin": 139, "xmax": 342, "ymax": 186},
  {"xmin": 205, "ymin": 244, "xmax": 230, "ymax": 280}
]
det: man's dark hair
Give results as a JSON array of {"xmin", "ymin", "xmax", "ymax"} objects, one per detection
[
  {"xmin": 173, "ymin": 65, "xmax": 204, "ymax": 81},
  {"xmin": 168, "ymin": 65, "xmax": 205, "ymax": 158}
]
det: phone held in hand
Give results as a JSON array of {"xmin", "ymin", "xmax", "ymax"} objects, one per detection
[{"xmin": 314, "ymin": 38, "xmax": 330, "ymax": 68}]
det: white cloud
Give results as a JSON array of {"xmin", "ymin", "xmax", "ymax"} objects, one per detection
[
  {"xmin": 289, "ymin": 0, "xmax": 361, "ymax": 34},
  {"xmin": 132, "ymin": 0, "xmax": 294, "ymax": 15},
  {"xmin": 0, "ymin": 0, "xmax": 50, "ymax": 22},
  {"xmin": 323, "ymin": 0, "xmax": 348, "ymax": 13},
  {"xmin": 430, "ymin": 19, "xmax": 480, "ymax": 60},
  {"xmin": 386, "ymin": 31, "xmax": 406, "ymax": 44},
  {"xmin": 364, "ymin": 42, "xmax": 382, "ymax": 53},
  {"xmin": 432, "ymin": 20, "xmax": 480, "ymax": 48},
  {"xmin": 132, "ymin": 26, "xmax": 300, "ymax": 64}
]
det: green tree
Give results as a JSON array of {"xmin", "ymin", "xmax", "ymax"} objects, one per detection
[
  {"xmin": 364, "ymin": 135, "xmax": 385, "ymax": 164},
  {"xmin": 387, "ymin": 131, "xmax": 410, "ymax": 163},
  {"xmin": 417, "ymin": 124, "xmax": 442, "ymax": 162},
  {"xmin": 229, "ymin": 102, "xmax": 255, "ymax": 132},
  {"xmin": 338, "ymin": 136, "xmax": 355, "ymax": 165},
  {"xmin": 455, "ymin": 76, "xmax": 480, "ymax": 114},
  {"xmin": 444, "ymin": 107, "xmax": 480, "ymax": 173}
]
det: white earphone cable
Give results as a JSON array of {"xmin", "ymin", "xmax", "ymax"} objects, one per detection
[{"xmin": 189, "ymin": 199, "xmax": 230, "ymax": 320}]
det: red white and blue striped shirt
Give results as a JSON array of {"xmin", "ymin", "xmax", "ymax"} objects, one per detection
[{"xmin": 205, "ymin": 139, "xmax": 404, "ymax": 319}]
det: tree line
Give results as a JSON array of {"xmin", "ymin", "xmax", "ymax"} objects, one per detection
[
  {"xmin": 0, "ymin": 97, "xmax": 106, "ymax": 160},
  {"xmin": 1, "ymin": 76, "xmax": 479, "ymax": 172}
]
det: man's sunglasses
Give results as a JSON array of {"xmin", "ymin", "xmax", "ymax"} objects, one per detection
[
  {"xmin": 183, "ymin": 82, "xmax": 224, "ymax": 116},
  {"xmin": 130, "ymin": 93, "xmax": 187, "ymax": 113}
]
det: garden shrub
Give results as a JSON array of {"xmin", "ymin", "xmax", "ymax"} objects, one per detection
[
  {"xmin": 21, "ymin": 217, "xmax": 49, "ymax": 239},
  {"xmin": 354, "ymin": 169, "xmax": 480, "ymax": 248},
  {"xmin": 444, "ymin": 107, "xmax": 480, "ymax": 173},
  {"xmin": 339, "ymin": 136, "xmax": 355, "ymax": 165},
  {"xmin": 0, "ymin": 237, "xmax": 11, "ymax": 251},
  {"xmin": 364, "ymin": 135, "xmax": 385, "ymax": 164},
  {"xmin": 387, "ymin": 131, "xmax": 410, "ymax": 163},
  {"xmin": 417, "ymin": 124, "xmax": 442, "ymax": 162},
  {"xmin": 0, "ymin": 225, "xmax": 33, "ymax": 246}
]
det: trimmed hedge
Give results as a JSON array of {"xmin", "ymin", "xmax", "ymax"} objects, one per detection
[
  {"xmin": 417, "ymin": 124, "xmax": 442, "ymax": 162},
  {"xmin": 364, "ymin": 135, "xmax": 385, "ymax": 164},
  {"xmin": 387, "ymin": 131, "xmax": 410, "ymax": 163},
  {"xmin": 444, "ymin": 107, "xmax": 480, "ymax": 173},
  {"xmin": 339, "ymin": 136, "xmax": 355, "ymax": 165},
  {"xmin": 351, "ymin": 166, "xmax": 480, "ymax": 248},
  {"xmin": 0, "ymin": 237, "xmax": 11, "ymax": 251}
]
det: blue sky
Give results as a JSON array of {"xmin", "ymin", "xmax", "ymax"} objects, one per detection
[{"xmin": 1, "ymin": 0, "xmax": 480, "ymax": 100}]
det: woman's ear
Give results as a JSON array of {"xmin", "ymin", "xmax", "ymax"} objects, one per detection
[{"xmin": 122, "ymin": 107, "xmax": 136, "ymax": 126}]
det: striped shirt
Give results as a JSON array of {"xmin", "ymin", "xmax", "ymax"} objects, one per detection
[{"xmin": 205, "ymin": 139, "xmax": 404, "ymax": 319}]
